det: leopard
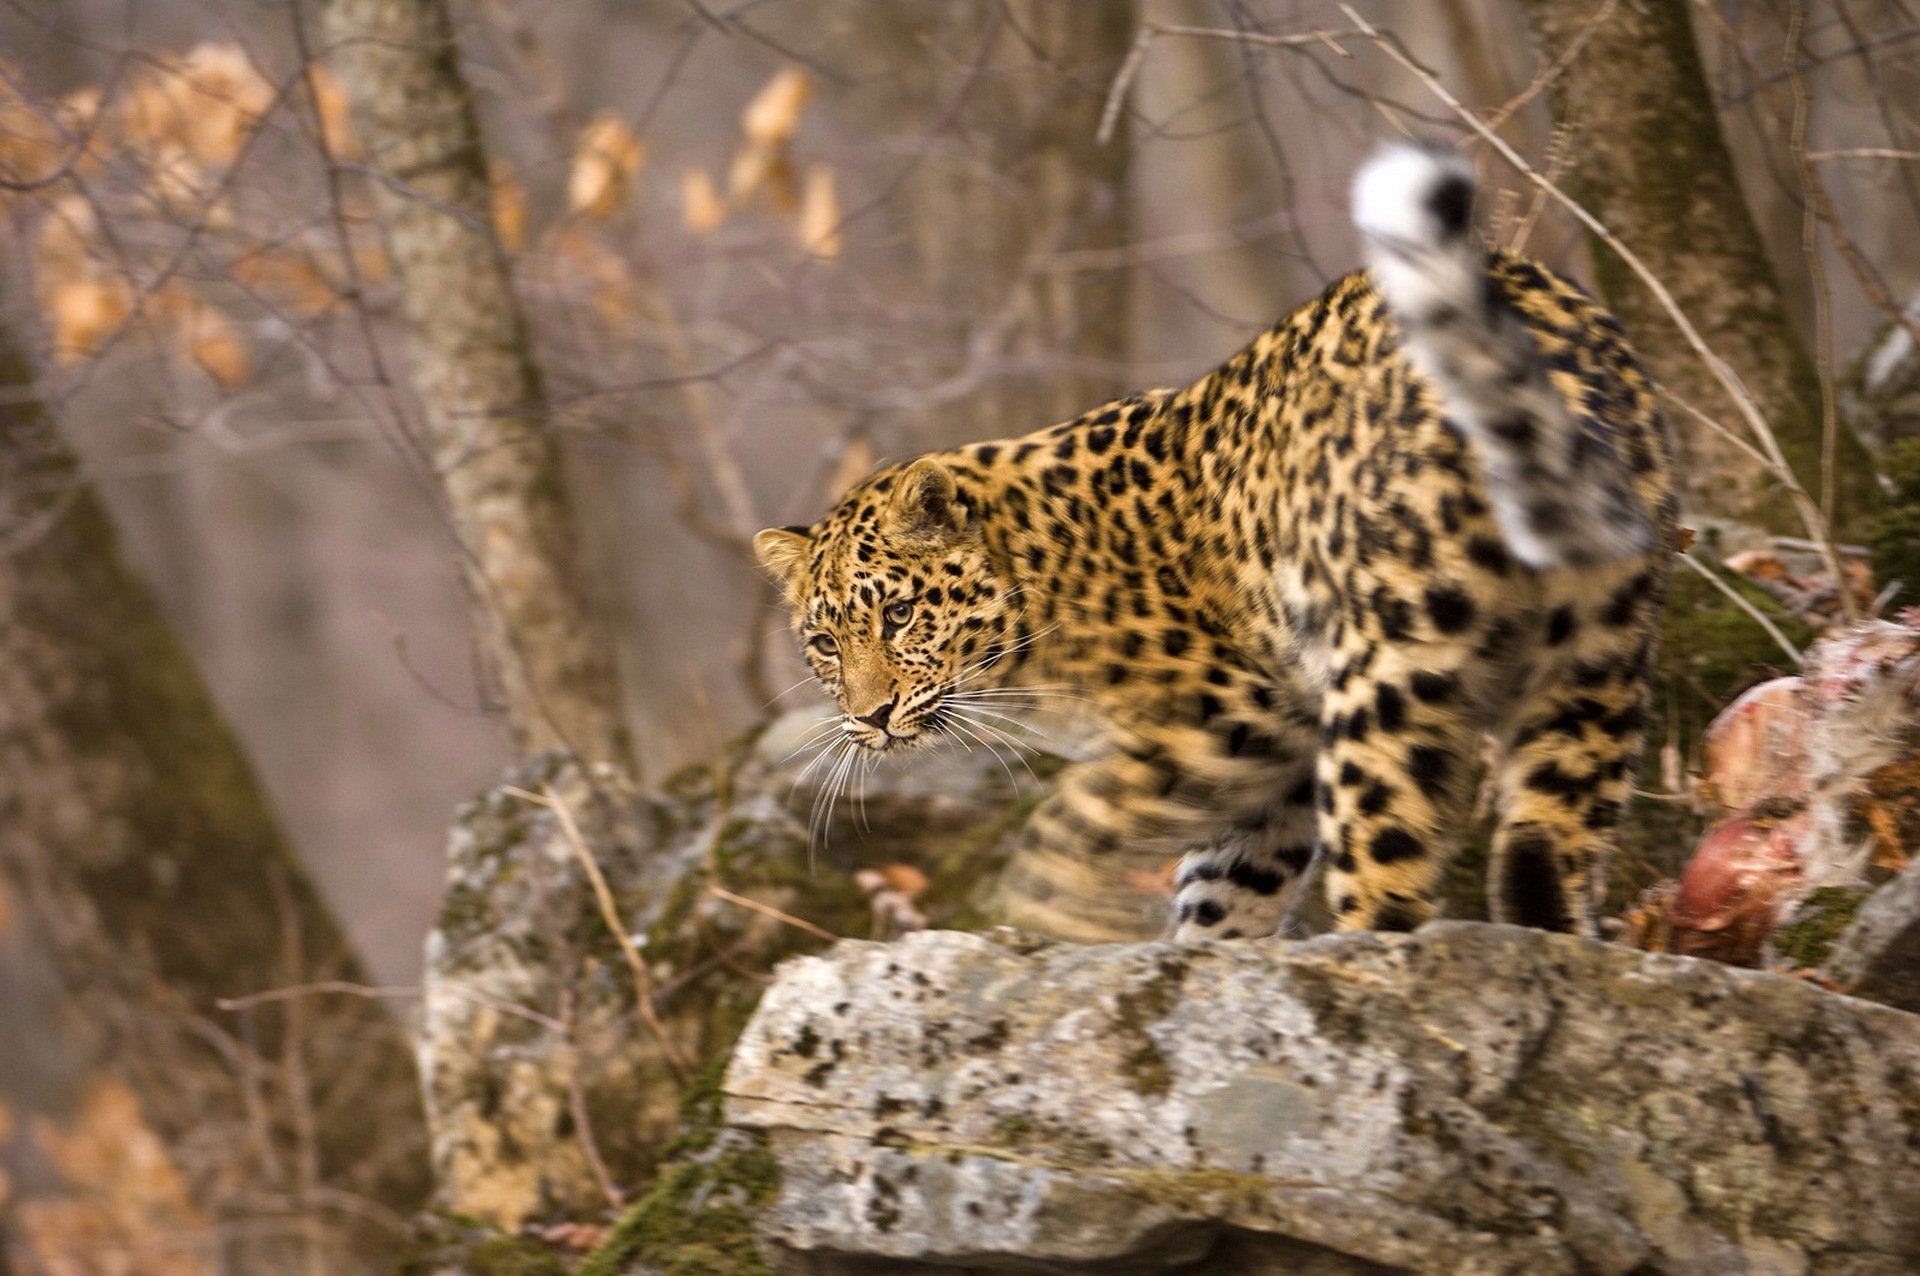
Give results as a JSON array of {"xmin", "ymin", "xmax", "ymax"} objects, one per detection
[{"xmin": 755, "ymin": 144, "xmax": 1675, "ymax": 943}]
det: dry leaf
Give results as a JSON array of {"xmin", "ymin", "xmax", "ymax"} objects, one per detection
[
  {"xmin": 18, "ymin": 1079, "xmax": 211, "ymax": 1276},
  {"xmin": 568, "ymin": 113, "xmax": 646, "ymax": 218},
  {"xmin": 46, "ymin": 278, "xmax": 132, "ymax": 364},
  {"xmin": 797, "ymin": 164, "xmax": 841, "ymax": 256},
  {"xmin": 536, "ymin": 1221, "xmax": 608, "ymax": 1252},
  {"xmin": 36, "ymin": 193, "xmax": 99, "ymax": 274},
  {"xmin": 682, "ymin": 167, "xmax": 725, "ymax": 234},
  {"xmin": 874, "ymin": 864, "xmax": 928, "ymax": 897},
  {"xmin": 726, "ymin": 140, "xmax": 774, "ymax": 207},
  {"xmin": 305, "ymin": 64, "xmax": 359, "ymax": 159},
  {"xmin": 230, "ymin": 247, "xmax": 338, "ymax": 314},
  {"xmin": 182, "ymin": 300, "xmax": 248, "ymax": 387},
  {"xmin": 763, "ymin": 151, "xmax": 800, "ymax": 215},
  {"xmin": 741, "ymin": 68, "xmax": 811, "ymax": 146},
  {"xmin": 491, "ymin": 159, "xmax": 527, "ymax": 252},
  {"xmin": 121, "ymin": 43, "xmax": 271, "ymax": 173},
  {"xmin": 0, "ymin": 72, "xmax": 101, "ymax": 187},
  {"xmin": 1724, "ymin": 550, "xmax": 1791, "ymax": 583}
]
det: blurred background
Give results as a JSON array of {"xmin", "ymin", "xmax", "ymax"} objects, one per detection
[
  {"xmin": 1, "ymin": 0, "xmax": 1916, "ymax": 1270},
  {"xmin": 6, "ymin": 0, "xmax": 1914, "ymax": 984}
]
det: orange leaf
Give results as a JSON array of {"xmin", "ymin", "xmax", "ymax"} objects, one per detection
[
  {"xmin": 726, "ymin": 140, "xmax": 774, "ymax": 207},
  {"xmin": 185, "ymin": 304, "xmax": 248, "ymax": 387},
  {"xmin": 682, "ymin": 167, "xmax": 725, "ymax": 234},
  {"xmin": 797, "ymin": 164, "xmax": 841, "ymax": 257},
  {"xmin": 46, "ymin": 278, "xmax": 131, "ymax": 364},
  {"xmin": 305, "ymin": 64, "xmax": 359, "ymax": 160},
  {"xmin": 875, "ymin": 864, "xmax": 928, "ymax": 898},
  {"xmin": 491, "ymin": 159, "xmax": 527, "ymax": 252},
  {"xmin": 741, "ymin": 68, "xmax": 811, "ymax": 146},
  {"xmin": 568, "ymin": 113, "xmax": 646, "ymax": 218}
]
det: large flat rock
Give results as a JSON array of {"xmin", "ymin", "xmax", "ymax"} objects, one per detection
[{"xmin": 724, "ymin": 924, "xmax": 1920, "ymax": 1275}]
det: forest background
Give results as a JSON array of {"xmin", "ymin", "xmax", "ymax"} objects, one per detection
[{"xmin": 1, "ymin": 0, "xmax": 1916, "ymax": 1271}]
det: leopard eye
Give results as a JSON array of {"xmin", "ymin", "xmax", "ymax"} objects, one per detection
[
  {"xmin": 884, "ymin": 601, "xmax": 914, "ymax": 628},
  {"xmin": 808, "ymin": 633, "xmax": 838, "ymax": 658}
]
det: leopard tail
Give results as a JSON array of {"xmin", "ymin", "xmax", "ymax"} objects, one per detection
[{"xmin": 1351, "ymin": 144, "xmax": 1654, "ymax": 569}]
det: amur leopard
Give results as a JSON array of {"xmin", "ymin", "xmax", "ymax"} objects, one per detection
[{"xmin": 755, "ymin": 145, "xmax": 1675, "ymax": 942}]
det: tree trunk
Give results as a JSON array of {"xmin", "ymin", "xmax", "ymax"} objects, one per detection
[
  {"xmin": 1515, "ymin": 0, "xmax": 1879, "ymax": 536},
  {"xmin": 319, "ymin": 0, "xmax": 632, "ymax": 769},
  {"xmin": 0, "ymin": 322, "xmax": 427, "ymax": 1273},
  {"xmin": 861, "ymin": 0, "xmax": 1135, "ymax": 444}
]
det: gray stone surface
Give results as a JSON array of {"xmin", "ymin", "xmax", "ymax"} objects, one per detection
[
  {"xmin": 419, "ymin": 713, "xmax": 1062, "ymax": 1229},
  {"xmin": 725, "ymin": 924, "xmax": 1920, "ymax": 1275},
  {"xmin": 1827, "ymin": 856, "xmax": 1920, "ymax": 1013}
]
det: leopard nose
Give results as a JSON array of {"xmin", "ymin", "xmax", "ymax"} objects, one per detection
[{"xmin": 854, "ymin": 701, "xmax": 895, "ymax": 729}]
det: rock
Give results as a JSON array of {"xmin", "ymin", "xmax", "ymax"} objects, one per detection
[
  {"xmin": 1826, "ymin": 856, "xmax": 1920, "ymax": 1012},
  {"xmin": 725, "ymin": 924, "xmax": 1920, "ymax": 1275},
  {"xmin": 420, "ymin": 714, "xmax": 1060, "ymax": 1230}
]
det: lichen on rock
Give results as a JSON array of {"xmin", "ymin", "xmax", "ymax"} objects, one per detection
[
  {"xmin": 725, "ymin": 924, "xmax": 1920, "ymax": 1274},
  {"xmin": 417, "ymin": 710, "xmax": 1065, "ymax": 1238}
]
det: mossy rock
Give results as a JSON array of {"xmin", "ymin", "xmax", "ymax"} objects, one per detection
[
  {"xmin": 394, "ymin": 1214, "xmax": 568, "ymax": 1276},
  {"xmin": 1872, "ymin": 438, "xmax": 1920, "ymax": 611},
  {"xmin": 575, "ymin": 1059, "xmax": 779, "ymax": 1276},
  {"xmin": 1770, "ymin": 886, "xmax": 1872, "ymax": 970}
]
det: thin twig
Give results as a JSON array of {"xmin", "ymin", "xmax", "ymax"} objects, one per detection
[
  {"xmin": 1484, "ymin": 0, "xmax": 1619, "ymax": 133},
  {"xmin": 706, "ymin": 883, "xmax": 841, "ymax": 943},
  {"xmin": 1677, "ymin": 552, "xmax": 1803, "ymax": 667},
  {"xmin": 217, "ymin": 979, "xmax": 567, "ymax": 1035},
  {"xmin": 1808, "ymin": 147, "xmax": 1920, "ymax": 161},
  {"xmin": 559, "ymin": 986, "xmax": 624, "ymax": 1210},
  {"xmin": 503, "ymin": 784, "xmax": 692, "ymax": 1082},
  {"xmin": 1097, "ymin": 24, "xmax": 1363, "ymax": 146}
]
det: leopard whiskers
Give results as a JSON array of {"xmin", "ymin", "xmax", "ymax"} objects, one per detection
[
  {"xmin": 938, "ymin": 710, "xmax": 1032, "ymax": 794},
  {"xmin": 942, "ymin": 705, "xmax": 1051, "ymax": 793},
  {"xmin": 763, "ymin": 671, "xmax": 822, "ymax": 709},
  {"xmin": 779, "ymin": 715, "xmax": 848, "ymax": 766},
  {"xmin": 806, "ymin": 736, "xmax": 861, "ymax": 869}
]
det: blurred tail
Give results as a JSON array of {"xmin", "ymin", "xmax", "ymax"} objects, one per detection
[{"xmin": 1351, "ymin": 144, "xmax": 1653, "ymax": 569}]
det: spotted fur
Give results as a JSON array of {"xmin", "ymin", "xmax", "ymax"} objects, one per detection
[{"xmin": 756, "ymin": 149, "xmax": 1675, "ymax": 942}]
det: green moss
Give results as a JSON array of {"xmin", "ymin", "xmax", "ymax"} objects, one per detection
[
  {"xmin": 1872, "ymin": 438, "xmax": 1920, "ymax": 611},
  {"xmin": 395, "ymin": 1215, "xmax": 567, "ymax": 1276},
  {"xmin": 1769, "ymin": 886, "xmax": 1871, "ymax": 969},
  {"xmin": 1112, "ymin": 956, "xmax": 1187, "ymax": 1096},
  {"xmin": 571, "ymin": 1053, "xmax": 779, "ymax": 1276},
  {"xmin": 989, "ymin": 1114, "xmax": 1033, "ymax": 1146},
  {"xmin": 1119, "ymin": 1166, "xmax": 1274, "ymax": 1216}
]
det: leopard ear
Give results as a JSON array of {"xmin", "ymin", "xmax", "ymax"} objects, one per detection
[
  {"xmin": 884, "ymin": 458, "xmax": 966, "ymax": 540},
  {"xmin": 753, "ymin": 526, "xmax": 812, "ymax": 588}
]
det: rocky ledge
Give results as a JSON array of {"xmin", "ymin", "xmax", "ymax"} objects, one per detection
[{"xmin": 724, "ymin": 923, "xmax": 1920, "ymax": 1275}]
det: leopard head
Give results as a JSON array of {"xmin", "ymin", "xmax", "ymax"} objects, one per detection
[{"xmin": 755, "ymin": 458, "xmax": 1026, "ymax": 752}]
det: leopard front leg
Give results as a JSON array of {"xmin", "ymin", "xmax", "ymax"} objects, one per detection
[
  {"xmin": 1168, "ymin": 779, "xmax": 1318, "ymax": 941},
  {"xmin": 989, "ymin": 748, "xmax": 1212, "ymax": 943},
  {"xmin": 993, "ymin": 679, "xmax": 1314, "ymax": 942}
]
